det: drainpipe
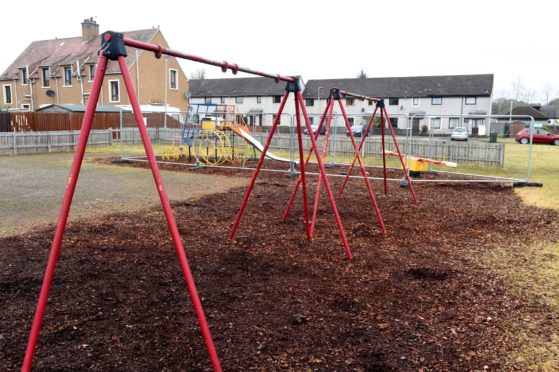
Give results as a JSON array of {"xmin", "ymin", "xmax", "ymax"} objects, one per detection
[
  {"xmin": 77, "ymin": 60, "xmax": 84, "ymax": 105},
  {"xmin": 55, "ymin": 77, "xmax": 60, "ymax": 104},
  {"xmin": 26, "ymin": 65, "xmax": 34, "ymax": 111},
  {"xmin": 164, "ymin": 55, "xmax": 168, "ymax": 128},
  {"xmin": 12, "ymin": 79, "xmax": 18, "ymax": 107},
  {"xmin": 136, "ymin": 50, "xmax": 140, "ymax": 102}
]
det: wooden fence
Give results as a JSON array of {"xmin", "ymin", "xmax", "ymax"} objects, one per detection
[
  {"xmin": 1, "ymin": 128, "xmax": 505, "ymax": 165},
  {"xmin": 0, "ymin": 111, "xmax": 182, "ymax": 132}
]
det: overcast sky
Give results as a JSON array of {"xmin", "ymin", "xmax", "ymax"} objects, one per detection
[{"xmin": 2, "ymin": 0, "xmax": 557, "ymax": 102}]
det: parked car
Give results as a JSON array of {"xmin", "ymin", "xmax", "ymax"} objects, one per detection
[
  {"xmin": 515, "ymin": 128, "xmax": 559, "ymax": 145},
  {"xmin": 303, "ymin": 124, "xmax": 326, "ymax": 135},
  {"xmin": 450, "ymin": 127, "xmax": 469, "ymax": 141},
  {"xmin": 346, "ymin": 124, "xmax": 366, "ymax": 137}
]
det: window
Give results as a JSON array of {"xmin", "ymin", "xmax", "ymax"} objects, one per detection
[
  {"xmin": 89, "ymin": 64, "xmax": 95, "ymax": 82},
  {"xmin": 389, "ymin": 118, "xmax": 398, "ymax": 127},
  {"xmin": 273, "ymin": 95, "xmax": 281, "ymax": 103},
  {"xmin": 309, "ymin": 117, "xmax": 314, "ymax": 124},
  {"xmin": 305, "ymin": 98, "xmax": 314, "ymax": 106},
  {"xmin": 389, "ymin": 97, "xmax": 399, "ymax": 105},
  {"xmin": 3, "ymin": 85, "xmax": 12, "ymax": 104},
  {"xmin": 64, "ymin": 66, "xmax": 72, "ymax": 86},
  {"xmin": 348, "ymin": 117, "xmax": 355, "ymax": 125},
  {"xmin": 41, "ymin": 68, "xmax": 50, "ymax": 87},
  {"xmin": 431, "ymin": 96, "xmax": 442, "ymax": 105},
  {"xmin": 21, "ymin": 104, "xmax": 30, "ymax": 110},
  {"xmin": 204, "ymin": 97, "xmax": 212, "ymax": 104},
  {"xmin": 431, "ymin": 117, "xmax": 441, "ymax": 129},
  {"xmin": 109, "ymin": 80, "xmax": 120, "ymax": 102},
  {"xmin": 169, "ymin": 69, "xmax": 178, "ymax": 90},
  {"xmin": 21, "ymin": 69, "xmax": 28, "ymax": 85},
  {"xmin": 220, "ymin": 97, "xmax": 225, "ymax": 104},
  {"xmin": 449, "ymin": 117, "xmax": 459, "ymax": 129},
  {"xmin": 257, "ymin": 96, "xmax": 262, "ymax": 104},
  {"xmin": 368, "ymin": 100, "xmax": 374, "ymax": 106},
  {"xmin": 272, "ymin": 114, "xmax": 277, "ymax": 123},
  {"xmin": 346, "ymin": 98, "xmax": 354, "ymax": 106},
  {"xmin": 465, "ymin": 96, "xmax": 476, "ymax": 105},
  {"xmin": 412, "ymin": 97, "xmax": 420, "ymax": 107},
  {"xmin": 235, "ymin": 96, "xmax": 243, "ymax": 104}
]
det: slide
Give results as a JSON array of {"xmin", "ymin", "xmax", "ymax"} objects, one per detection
[{"xmin": 229, "ymin": 126, "xmax": 298, "ymax": 164}]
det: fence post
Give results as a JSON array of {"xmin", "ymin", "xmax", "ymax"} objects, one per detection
[
  {"xmin": 47, "ymin": 132, "xmax": 51, "ymax": 153},
  {"xmin": 109, "ymin": 128, "xmax": 113, "ymax": 146},
  {"xmin": 13, "ymin": 130, "xmax": 16, "ymax": 155}
]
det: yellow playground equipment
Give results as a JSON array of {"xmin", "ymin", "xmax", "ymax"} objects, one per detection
[{"xmin": 161, "ymin": 104, "xmax": 255, "ymax": 166}]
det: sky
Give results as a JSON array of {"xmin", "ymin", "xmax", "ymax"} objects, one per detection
[{"xmin": 2, "ymin": 0, "xmax": 557, "ymax": 102}]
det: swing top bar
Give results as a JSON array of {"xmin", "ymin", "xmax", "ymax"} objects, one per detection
[
  {"xmin": 117, "ymin": 34, "xmax": 295, "ymax": 83},
  {"xmin": 339, "ymin": 89, "xmax": 381, "ymax": 103}
]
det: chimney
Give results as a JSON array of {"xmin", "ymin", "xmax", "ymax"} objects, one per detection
[{"xmin": 81, "ymin": 17, "xmax": 99, "ymax": 41}]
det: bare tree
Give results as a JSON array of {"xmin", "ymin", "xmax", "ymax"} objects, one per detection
[
  {"xmin": 189, "ymin": 68, "xmax": 206, "ymax": 80},
  {"xmin": 540, "ymin": 83, "xmax": 556, "ymax": 104},
  {"xmin": 510, "ymin": 77, "xmax": 538, "ymax": 103},
  {"xmin": 357, "ymin": 68, "xmax": 367, "ymax": 79}
]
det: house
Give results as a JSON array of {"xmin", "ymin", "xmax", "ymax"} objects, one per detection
[
  {"xmin": 189, "ymin": 74, "xmax": 494, "ymax": 135},
  {"xmin": 0, "ymin": 18, "xmax": 188, "ymax": 112}
]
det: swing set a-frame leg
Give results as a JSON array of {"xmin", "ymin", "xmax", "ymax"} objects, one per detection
[{"xmin": 22, "ymin": 32, "xmax": 222, "ymax": 372}]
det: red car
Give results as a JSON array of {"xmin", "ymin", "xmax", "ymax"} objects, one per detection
[{"xmin": 515, "ymin": 128, "xmax": 559, "ymax": 145}]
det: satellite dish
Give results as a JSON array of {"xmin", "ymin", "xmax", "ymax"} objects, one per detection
[{"xmin": 46, "ymin": 90, "xmax": 55, "ymax": 97}]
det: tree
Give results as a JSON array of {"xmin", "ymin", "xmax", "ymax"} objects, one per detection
[
  {"xmin": 189, "ymin": 68, "xmax": 206, "ymax": 80},
  {"xmin": 540, "ymin": 83, "xmax": 556, "ymax": 104},
  {"xmin": 510, "ymin": 77, "xmax": 537, "ymax": 103},
  {"xmin": 357, "ymin": 68, "xmax": 367, "ymax": 79}
]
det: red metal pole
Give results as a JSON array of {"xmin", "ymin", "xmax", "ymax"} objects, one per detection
[
  {"xmin": 22, "ymin": 54, "xmax": 109, "ymax": 371},
  {"xmin": 282, "ymin": 98, "xmax": 331, "ymax": 222},
  {"xmin": 229, "ymin": 91, "xmax": 291, "ymax": 239},
  {"xmin": 339, "ymin": 104, "xmax": 379, "ymax": 196},
  {"xmin": 123, "ymin": 38, "xmax": 294, "ymax": 84},
  {"xmin": 337, "ymin": 100, "xmax": 386, "ymax": 233},
  {"xmin": 117, "ymin": 56, "xmax": 221, "ymax": 371},
  {"xmin": 382, "ymin": 106, "xmax": 419, "ymax": 203},
  {"xmin": 380, "ymin": 107, "xmax": 388, "ymax": 195},
  {"xmin": 294, "ymin": 94, "xmax": 312, "ymax": 240},
  {"xmin": 296, "ymin": 92, "xmax": 352, "ymax": 260},
  {"xmin": 310, "ymin": 98, "xmax": 335, "ymax": 237}
]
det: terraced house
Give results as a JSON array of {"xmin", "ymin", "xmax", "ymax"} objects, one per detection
[
  {"xmin": 0, "ymin": 19, "xmax": 188, "ymax": 112},
  {"xmin": 190, "ymin": 74, "xmax": 494, "ymax": 135}
]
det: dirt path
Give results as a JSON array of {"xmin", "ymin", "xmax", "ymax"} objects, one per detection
[{"xmin": 0, "ymin": 152, "xmax": 248, "ymax": 236}]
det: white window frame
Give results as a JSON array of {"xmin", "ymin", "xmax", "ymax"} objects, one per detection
[
  {"xmin": 21, "ymin": 104, "xmax": 30, "ymax": 110},
  {"xmin": 412, "ymin": 97, "xmax": 420, "ymax": 107},
  {"xmin": 41, "ymin": 67, "xmax": 50, "ymax": 88},
  {"xmin": 235, "ymin": 96, "xmax": 243, "ymax": 104},
  {"xmin": 169, "ymin": 68, "xmax": 178, "ymax": 90},
  {"xmin": 108, "ymin": 80, "xmax": 120, "ymax": 103},
  {"xmin": 465, "ymin": 96, "xmax": 476, "ymax": 105},
  {"xmin": 449, "ymin": 117, "xmax": 459, "ymax": 129},
  {"xmin": 256, "ymin": 96, "xmax": 262, "ymax": 104},
  {"xmin": 431, "ymin": 96, "xmax": 442, "ymax": 105},
  {"xmin": 3, "ymin": 84, "xmax": 13, "ymax": 104},
  {"xmin": 63, "ymin": 66, "xmax": 72, "ymax": 87},
  {"xmin": 430, "ymin": 117, "xmax": 441, "ymax": 129},
  {"xmin": 88, "ymin": 64, "xmax": 96, "ymax": 82},
  {"xmin": 220, "ymin": 97, "xmax": 225, "ymax": 104}
]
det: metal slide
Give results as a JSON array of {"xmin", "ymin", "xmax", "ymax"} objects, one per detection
[{"xmin": 229, "ymin": 126, "xmax": 298, "ymax": 164}]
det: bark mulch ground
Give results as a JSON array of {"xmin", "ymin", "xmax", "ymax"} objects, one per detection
[{"xmin": 1, "ymin": 159, "xmax": 557, "ymax": 371}]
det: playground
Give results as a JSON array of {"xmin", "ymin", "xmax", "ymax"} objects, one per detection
[
  {"xmin": 1, "ymin": 149, "xmax": 558, "ymax": 370},
  {"xmin": 2, "ymin": 31, "xmax": 559, "ymax": 371}
]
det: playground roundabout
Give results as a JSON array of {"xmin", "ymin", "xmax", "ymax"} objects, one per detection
[{"xmin": 1, "ymin": 158, "xmax": 558, "ymax": 370}]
